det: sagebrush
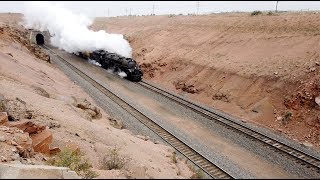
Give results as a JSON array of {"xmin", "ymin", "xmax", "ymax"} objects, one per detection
[
  {"xmin": 101, "ymin": 146, "xmax": 128, "ymax": 170},
  {"xmin": 251, "ymin": 11, "xmax": 262, "ymax": 16},
  {"xmin": 172, "ymin": 151, "xmax": 177, "ymax": 164},
  {"xmin": 282, "ymin": 111, "xmax": 292, "ymax": 125},
  {"xmin": 48, "ymin": 148, "xmax": 98, "ymax": 179}
]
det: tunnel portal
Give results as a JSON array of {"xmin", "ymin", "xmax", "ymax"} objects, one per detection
[{"xmin": 36, "ymin": 33, "xmax": 44, "ymax": 45}]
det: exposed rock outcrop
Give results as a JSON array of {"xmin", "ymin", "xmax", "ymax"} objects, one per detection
[
  {"xmin": 1, "ymin": 97, "xmax": 31, "ymax": 121},
  {"xmin": 173, "ymin": 81, "xmax": 202, "ymax": 94},
  {"xmin": 0, "ymin": 112, "xmax": 8, "ymax": 125},
  {"xmin": 75, "ymin": 98, "xmax": 102, "ymax": 120},
  {"xmin": 0, "ymin": 125, "xmax": 33, "ymax": 160},
  {"xmin": 7, "ymin": 119, "xmax": 59, "ymax": 155},
  {"xmin": 7, "ymin": 119, "xmax": 45, "ymax": 134},
  {"xmin": 108, "ymin": 117, "xmax": 123, "ymax": 129},
  {"xmin": 0, "ymin": 111, "xmax": 60, "ymax": 164},
  {"xmin": 54, "ymin": 95, "xmax": 102, "ymax": 121}
]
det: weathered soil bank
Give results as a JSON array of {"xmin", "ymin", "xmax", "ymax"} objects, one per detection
[{"xmin": 92, "ymin": 12, "xmax": 320, "ymax": 148}]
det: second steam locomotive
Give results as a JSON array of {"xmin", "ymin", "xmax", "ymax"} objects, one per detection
[{"xmin": 77, "ymin": 50, "xmax": 143, "ymax": 82}]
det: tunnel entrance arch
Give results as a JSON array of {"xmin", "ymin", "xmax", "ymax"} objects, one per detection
[{"xmin": 36, "ymin": 33, "xmax": 44, "ymax": 45}]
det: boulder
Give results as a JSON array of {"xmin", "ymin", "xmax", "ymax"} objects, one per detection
[
  {"xmin": 30, "ymin": 129, "xmax": 56, "ymax": 154},
  {"xmin": 4, "ymin": 98, "xmax": 29, "ymax": 121},
  {"xmin": 47, "ymin": 121, "xmax": 61, "ymax": 129},
  {"xmin": 302, "ymin": 142, "xmax": 313, "ymax": 147},
  {"xmin": 14, "ymin": 132, "xmax": 32, "ymax": 147},
  {"xmin": 7, "ymin": 119, "xmax": 45, "ymax": 134},
  {"xmin": 2, "ymin": 119, "xmax": 59, "ymax": 158},
  {"xmin": 108, "ymin": 117, "xmax": 124, "ymax": 129},
  {"xmin": 49, "ymin": 147, "xmax": 61, "ymax": 155},
  {"xmin": 136, "ymin": 135, "xmax": 148, "ymax": 141},
  {"xmin": 75, "ymin": 98, "xmax": 102, "ymax": 119},
  {"xmin": 0, "ymin": 112, "xmax": 8, "ymax": 125},
  {"xmin": 0, "ymin": 126, "xmax": 33, "ymax": 159},
  {"xmin": 315, "ymin": 96, "xmax": 320, "ymax": 106}
]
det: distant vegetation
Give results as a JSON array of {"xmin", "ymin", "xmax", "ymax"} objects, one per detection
[
  {"xmin": 251, "ymin": 11, "xmax": 263, "ymax": 16},
  {"xmin": 267, "ymin": 11, "xmax": 274, "ymax": 15}
]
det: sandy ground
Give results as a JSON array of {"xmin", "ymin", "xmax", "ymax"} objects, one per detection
[
  {"xmin": 0, "ymin": 13, "xmax": 193, "ymax": 178},
  {"xmin": 92, "ymin": 12, "xmax": 320, "ymax": 148}
]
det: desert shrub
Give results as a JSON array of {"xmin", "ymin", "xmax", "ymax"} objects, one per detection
[
  {"xmin": 191, "ymin": 168, "xmax": 205, "ymax": 179},
  {"xmin": 267, "ymin": 11, "xmax": 274, "ymax": 15},
  {"xmin": 251, "ymin": 11, "xmax": 262, "ymax": 16},
  {"xmin": 171, "ymin": 151, "xmax": 177, "ymax": 164},
  {"xmin": 188, "ymin": 164, "xmax": 206, "ymax": 179},
  {"xmin": 212, "ymin": 92, "xmax": 230, "ymax": 102},
  {"xmin": 282, "ymin": 111, "xmax": 292, "ymax": 125},
  {"xmin": 48, "ymin": 148, "xmax": 98, "ymax": 179},
  {"xmin": 101, "ymin": 146, "xmax": 128, "ymax": 170}
]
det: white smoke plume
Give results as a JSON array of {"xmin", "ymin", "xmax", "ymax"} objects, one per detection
[
  {"xmin": 22, "ymin": 1, "xmax": 132, "ymax": 58},
  {"xmin": 88, "ymin": 58, "xmax": 102, "ymax": 67},
  {"xmin": 88, "ymin": 58, "xmax": 127, "ymax": 78},
  {"xmin": 117, "ymin": 71, "xmax": 127, "ymax": 78}
]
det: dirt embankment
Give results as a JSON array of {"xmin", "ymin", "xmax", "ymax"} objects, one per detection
[
  {"xmin": 0, "ymin": 14, "xmax": 193, "ymax": 178},
  {"xmin": 92, "ymin": 12, "xmax": 320, "ymax": 148}
]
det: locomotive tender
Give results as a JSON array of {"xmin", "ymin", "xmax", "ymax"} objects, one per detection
[{"xmin": 77, "ymin": 50, "xmax": 143, "ymax": 82}]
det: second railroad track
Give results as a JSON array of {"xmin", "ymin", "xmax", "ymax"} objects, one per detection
[{"xmin": 138, "ymin": 80, "xmax": 320, "ymax": 174}]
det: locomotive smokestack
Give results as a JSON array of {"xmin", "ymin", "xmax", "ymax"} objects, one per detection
[{"xmin": 22, "ymin": 1, "xmax": 132, "ymax": 58}]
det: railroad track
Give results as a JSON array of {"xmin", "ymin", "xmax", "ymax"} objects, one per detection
[
  {"xmin": 41, "ymin": 45, "xmax": 233, "ymax": 179},
  {"xmin": 138, "ymin": 80, "xmax": 320, "ymax": 173}
]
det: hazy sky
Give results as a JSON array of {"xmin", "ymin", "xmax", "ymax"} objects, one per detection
[{"xmin": 1, "ymin": 1, "xmax": 320, "ymax": 17}]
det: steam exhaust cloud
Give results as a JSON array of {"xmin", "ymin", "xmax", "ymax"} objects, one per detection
[
  {"xmin": 89, "ymin": 59, "xmax": 128, "ymax": 78},
  {"xmin": 22, "ymin": 1, "xmax": 132, "ymax": 58}
]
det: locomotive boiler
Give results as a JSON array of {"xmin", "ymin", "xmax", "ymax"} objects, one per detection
[{"xmin": 78, "ymin": 50, "xmax": 143, "ymax": 82}]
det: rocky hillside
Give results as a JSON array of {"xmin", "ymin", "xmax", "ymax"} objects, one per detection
[{"xmin": 0, "ymin": 14, "xmax": 193, "ymax": 179}]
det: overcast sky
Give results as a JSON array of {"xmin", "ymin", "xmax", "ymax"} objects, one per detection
[{"xmin": 1, "ymin": 1, "xmax": 320, "ymax": 17}]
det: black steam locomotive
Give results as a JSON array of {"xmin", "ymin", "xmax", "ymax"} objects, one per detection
[{"xmin": 77, "ymin": 50, "xmax": 143, "ymax": 81}]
